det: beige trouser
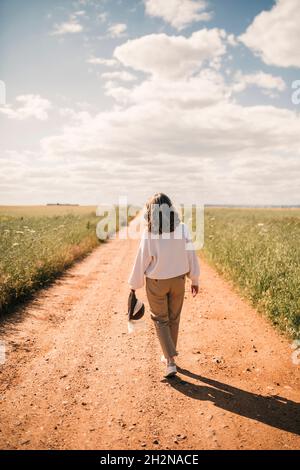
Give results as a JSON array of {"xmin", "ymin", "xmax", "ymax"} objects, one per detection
[{"xmin": 146, "ymin": 274, "xmax": 186, "ymax": 359}]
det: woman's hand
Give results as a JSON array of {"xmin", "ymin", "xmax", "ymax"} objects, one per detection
[{"xmin": 191, "ymin": 285, "xmax": 199, "ymax": 297}]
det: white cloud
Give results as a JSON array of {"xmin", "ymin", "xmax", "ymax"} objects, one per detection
[
  {"xmin": 50, "ymin": 15, "xmax": 83, "ymax": 36},
  {"xmin": 59, "ymin": 107, "xmax": 91, "ymax": 122},
  {"xmin": 3, "ymin": 86, "xmax": 300, "ymax": 204},
  {"xmin": 114, "ymin": 29, "xmax": 227, "ymax": 79},
  {"xmin": 101, "ymin": 71, "xmax": 137, "ymax": 82},
  {"xmin": 25, "ymin": 27, "xmax": 298, "ymax": 205},
  {"xmin": 107, "ymin": 23, "xmax": 127, "ymax": 38},
  {"xmin": 144, "ymin": 0, "xmax": 212, "ymax": 30},
  {"xmin": 38, "ymin": 62, "xmax": 300, "ymax": 202},
  {"xmin": 227, "ymin": 33, "xmax": 237, "ymax": 47},
  {"xmin": 72, "ymin": 10, "xmax": 86, "ymax": 17},
  {"xmin": 232, "ymin": 71, "xmax": 286, "ymax": 96},
  {"xmin": 240, "ymin": 0, "xmax": 300, "ymax": 68},
  {"xmin": 0, "ymin": 94, "xmax": 52, "ymax": 121},
  {"xmin": 104, "ymin": 68, "xmax": 228, "ymax": 106},
  {"xmin": 87, "ymin": 56, "xmax": 118, "ymax": 67},
  {"xmin": 42, "ymin": 92, "xmax": 300, "ymax": 162}
]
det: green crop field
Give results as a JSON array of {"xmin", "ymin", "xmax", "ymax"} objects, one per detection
[
  {"xmin": 0, "ymin": 205, "xmax": 133, "ymax": 314},
  {"xmin": 201, "ymin": 208, "xmax": 300, "ymax": 339}
]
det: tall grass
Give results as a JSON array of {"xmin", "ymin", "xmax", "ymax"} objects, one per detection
[
  {"xmin": 202, "ymin": 208, "xmax": 300, "ymax": 339},
  {"xmin": 0, "ymin": 205, "xmax": 134, "ymax": 313}
]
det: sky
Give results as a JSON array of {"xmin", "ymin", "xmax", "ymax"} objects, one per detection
[{"xmin": 0, "ymin": 0, "xmax": 300, "ymax": 206}]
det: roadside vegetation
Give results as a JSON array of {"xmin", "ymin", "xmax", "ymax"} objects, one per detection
[
  {"xmin": 201, "ymin": 208, "xmax": 300, "ymax": 339},
  {"xmin": 0, "ymin": 205, "xmax": 134, "ymax": 313}
]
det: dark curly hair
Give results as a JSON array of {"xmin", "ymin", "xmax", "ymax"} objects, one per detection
[{"xmin": 144, "ymin": 193, "xmax": 180, "ymax": 234}]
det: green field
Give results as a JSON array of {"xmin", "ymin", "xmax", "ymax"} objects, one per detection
[
  {"xmin": 0, "ymin": 205, "xmax": 132, "ymax": 314},
  {"xmin": 202, "ymin": 208, "xmax": 300, "ymax": 339}
]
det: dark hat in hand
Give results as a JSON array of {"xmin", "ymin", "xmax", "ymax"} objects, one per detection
[{"xmin": 128, "ymin": 290, "xmax": 145, "ymax": 321}]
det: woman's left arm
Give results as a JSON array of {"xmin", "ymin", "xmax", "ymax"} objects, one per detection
[{"xmin": 184, "ymin": 224, "xmax": 200, "ymax": 296}]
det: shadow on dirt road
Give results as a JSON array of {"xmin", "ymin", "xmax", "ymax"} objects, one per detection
[{"xmin": 165, "ymin": 367, "xmax": 300, "ymax": 436}]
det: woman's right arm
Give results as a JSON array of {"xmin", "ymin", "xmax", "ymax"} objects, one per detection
[{"xmin": 128, "ymin": 230, "xmax": 152, "ymax": 290}]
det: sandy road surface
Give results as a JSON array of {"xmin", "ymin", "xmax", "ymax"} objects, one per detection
[{"xmin": 0, "ymin": 224, "xmax": 299, "ymax": 450}]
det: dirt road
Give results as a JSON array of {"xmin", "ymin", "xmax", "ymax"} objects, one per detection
[{"xmin": 0, "ymin": 222, "xmax": 299, "ymax": 450}]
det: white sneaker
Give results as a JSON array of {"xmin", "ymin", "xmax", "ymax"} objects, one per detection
[{"xmin": 165, "ymin": 363, "xmax": 177, "ymax": 378}]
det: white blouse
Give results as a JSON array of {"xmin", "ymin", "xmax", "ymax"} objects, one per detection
[{"xmin": 128, "ymin": 222, "xmax": 200, "ymax": 290}]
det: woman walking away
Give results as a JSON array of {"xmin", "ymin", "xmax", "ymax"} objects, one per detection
[{"xmin": 128, "ymin": 193, "xmax": 200, "ymax": 378}]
